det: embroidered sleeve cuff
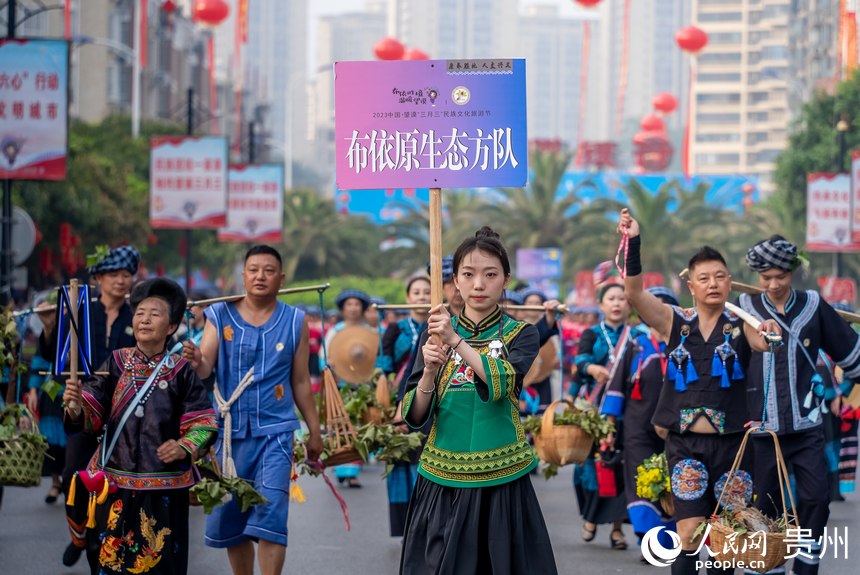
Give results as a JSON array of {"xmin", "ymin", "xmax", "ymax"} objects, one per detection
[
  {"xmin": 475, "ymin": 356, "xmax": 515, "ymax": 403},
  {"xmin": 81, "ymin": 390, "xmax": 104, "ymax": 433},
  {"xmin": 600, "ymin": 391, "xmax": 625, "ymax": 417},
  {"xmin": 178, "ymin": 427, "xmax": 216, "ymax": 457},
  {"xmin": 402, "ymin": 387, "xmax": 434, "ymax": 430}
]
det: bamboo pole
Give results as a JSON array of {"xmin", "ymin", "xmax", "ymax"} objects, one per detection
[
  {"xmin": 189, "ymin": 283, "xmax": 331, "ymax": 307},
  {"xmin": 679, "ymin": 268, "xmax": 860, "ymax": 325},
  {"xmin": 373, "ymin": 302, "xmax": 569, "ymax": 314},
  {"xmin": 14, "ymin": 282, "xmax": 331, "ymax": 317},
  {"xmin": 429, "ymin": 188, "xmax": 443, "ymax": 345}
]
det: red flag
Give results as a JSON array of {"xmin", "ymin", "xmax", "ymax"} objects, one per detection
[
  {"xmin": 64, "ymin": 0, "xmax": 71, "ymax": 39},
  {"xmin": 239, "ymin": 0, "xmax": 249, "ymax": 44}
]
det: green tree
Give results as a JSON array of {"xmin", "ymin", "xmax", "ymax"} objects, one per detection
[{"xmin": 772, "ymin": 71, "xmax": 860, "ymax": 281}]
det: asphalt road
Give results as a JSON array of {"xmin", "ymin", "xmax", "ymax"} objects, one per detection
[{"xmin": 1, "ymin": 463, "xmax": 856, "ymax": 574}]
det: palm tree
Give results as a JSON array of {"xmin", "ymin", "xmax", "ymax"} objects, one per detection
[{"xmin": 277, "ymin": 188, "xmax": 385, "ymax": 281}]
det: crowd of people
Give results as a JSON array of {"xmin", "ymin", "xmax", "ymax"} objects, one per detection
[{"xmin": 2, "ymin": 208, "xmax": 860, "ymax": 575}]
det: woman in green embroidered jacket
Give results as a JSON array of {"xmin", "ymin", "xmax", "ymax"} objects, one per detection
[{"xmin": 399, "ymin": 227, "xmax": 558, "ymax": 575}]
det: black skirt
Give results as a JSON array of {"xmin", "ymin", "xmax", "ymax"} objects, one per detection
[{"xmin": 400, "ymin": 474, "xmax": 558, "ymax": 575}]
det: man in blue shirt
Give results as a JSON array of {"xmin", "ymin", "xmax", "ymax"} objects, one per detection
[{"xmin": 184, "ymin": 245, "xmax": 322, "ymax": 575}]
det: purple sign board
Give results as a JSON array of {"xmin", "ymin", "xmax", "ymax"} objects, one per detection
[
  {"xmin": 516, "ymin": 248, "xmax": 562, "ymax": 280},
  {"xmin": 335, "ymin": 59, "xmax": 527, "ymax": 190}
]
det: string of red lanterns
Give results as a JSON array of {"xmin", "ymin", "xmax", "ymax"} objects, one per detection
[
  {"xmin": 675, "ymin": 25, "xmax": 709, "ymax": 177},
  {"xmin": 373, "ymin": 37, "xmax": 430, "ymax": 61}
]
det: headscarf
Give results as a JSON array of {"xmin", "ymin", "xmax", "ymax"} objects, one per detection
[
  {"xmin": 745, "ymin": 236, "xmax": 799, "ymax": 272},
  {"xmin": 88, "ymin": 245, "xmax": 141, "ymax": 276}
]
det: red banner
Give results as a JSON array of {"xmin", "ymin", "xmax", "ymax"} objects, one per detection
[
  {"xmin": 818, "ymin": 275, "xmax": 857, "ymax": 305},
  {"xmin": 239, "ymin": 0, "xmax": 249, "ymax": 43},
  {"xmin": 0, "ymin": 39, "xmax": 69, "ymax": 180},
  {"xmin": 575, "ymin": 271, "xmax": 596, "ymax": 306},
  {"xmin": 139, "ymin": 0, "xmax": 147, "ymax": 68}
]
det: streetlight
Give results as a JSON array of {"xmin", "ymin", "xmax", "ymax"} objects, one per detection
[{"xmin": 71, "ymin": 29, "xmax": 141, "ymax": 137}]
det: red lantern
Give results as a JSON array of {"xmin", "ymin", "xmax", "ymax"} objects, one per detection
[
  {"xmin": 192, "ymin": 0, "xmax": 229, "ymax": 26},
  {"xmin": 373, "ymin": 37, "xmax": 405, "ymax": 61},
  {"xmin": 59, "ymin": 222, "xmax": 72, "ymax": 249},
  {"xmin": 675, "ymin": 26, "xmax": 708, "ymax": 54},
  {"xmin": 403, "ymin": 48, "xmax": 430, "ymax": 60},
  {"xmin": 741, "ymin": 183, "xmax": 755, "ymax": 195},
  {"xmin": 39, "ymin": 249, "xmax": 52, "ymax": 276},
  {"xmin": 574, "ymin": 0, "xmax": 603, "ymax": 7},
  {"xmin": 652, "ymin": 92, "xmax": 678, "ymax": 114},
  {"xmin": 147, "ymin": 233, "xmax": 159, "ymax": 246},
  {"xmin": 161, "ymin": 0, "xmax": 177, "ymax": 13},
  {"xmin": 640, "ymin": 114, "xmax": 665, "ymax": 132}
]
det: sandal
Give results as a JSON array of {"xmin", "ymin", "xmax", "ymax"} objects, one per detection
[
  {"xmin": 610, "ymin": 529, "xmax": 627, "ymax": 550},
  {"xmin": 582, "ymin": 522, "xmax": 597, "ymax": 542},
  {"xmin": 45, "ymin": 485, "xmax": 62, "ymax": 504}
]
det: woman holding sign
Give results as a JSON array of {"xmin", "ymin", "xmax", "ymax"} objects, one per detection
[{"xmin": 399, "ymin": 227, "xmax": 557, "ymax": 575}]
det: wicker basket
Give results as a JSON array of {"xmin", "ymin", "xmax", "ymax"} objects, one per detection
[
  {"xmin": 708, "ymin": 521, "xmax": 789, "ymax": 574},
  {"xmin": 659, "ymin": 492, "xmax": 675, "ymax": 517},
  {"xmin": 535, "ymin": 399, "xmax": 594, "ymax": 466},
  {"xmin": 321, "ymin": 367, "xmax": 362, "ymax": 468},
  {"xmin": 707, "ymin": 428, "xmax": 797, "ymax": 574},
  {"xmin": 323, "ymin": 445, "xmax": 363, "ymax": 467},
  {"xmin": 0, "ymin": 406, "xmax": 47, "ymax": 487}
]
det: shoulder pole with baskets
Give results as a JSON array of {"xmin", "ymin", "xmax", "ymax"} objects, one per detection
[{"xmin": 708, "ymin": 427, "xmax": 800, "ymax": 574}]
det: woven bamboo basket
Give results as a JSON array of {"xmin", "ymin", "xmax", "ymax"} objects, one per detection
[
  {"xmin": 535, "ymin": 399, "xmax": 593, "ymax": 466},
  {"xmin": 321, "ymin": 367, "xmax": 362, "ymax": 468},
  {"xmin": 0, "ymin": 406, "xmax": 47, "ymax": 487},
  {"xmin": 707, "ymin": 428, "xmax": 797, "ymax": 574},
  {"xmin": 659, "ymin": 492, "xmax": 675, "ymax": 517}
]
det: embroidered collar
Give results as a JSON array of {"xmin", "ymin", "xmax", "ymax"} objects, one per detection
[
  {"xmin": 456, "ymin": 306, "xmax": 503, "ymax": 336},
  {"xmin": 133, "ymin": 347, "xmax": 167, "ymax": 367},
  {"xmin": 763, "ymin": 289, "xmax": 796, "ymax": 316}
]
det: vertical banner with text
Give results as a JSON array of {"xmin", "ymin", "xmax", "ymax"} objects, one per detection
[
  {"xmin": 852, "ymin": 150, "xmax": 860, "ymax": 241},
  {"xmin": 149, "ymin": 137, "xmax": 228, "ymax": 229},
  {"xmin": 806, "ymin": 173, "xmax": 860, "ymax": 252},
  {"xmin": 335, "ymin": 59, "xmax": 527, "ymax": 190},
  {"xmin": 0, "ymin": 39, "xmax": 69, "ymax": 180},
  {"xmin": 218, "ymin": 164, "xmax": 284, "ymax": 243}
]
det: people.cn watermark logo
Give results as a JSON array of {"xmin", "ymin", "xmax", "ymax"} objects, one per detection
[{"xmin": 641, "ymin": 527, "xmax": 683, "ymax": 567}]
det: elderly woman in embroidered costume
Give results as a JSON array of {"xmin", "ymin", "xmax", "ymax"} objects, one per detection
[
  {"xmin": 571, "ymin": 281, "xmax": 635, "ymax": 550},
  {"xmin": 741, "ymin": 235, "xmax": 860, "ymax": 575},
  {"xmin": 399, "ymin": 227, "xmax": 557, "ymax": 575},
  {"xmin": 617, "ymin": 209, "xmax": 781, "ymax": 575},
  {"xmin": 63, "ymin": 278, "xmax": 217, "ymax": 575}
]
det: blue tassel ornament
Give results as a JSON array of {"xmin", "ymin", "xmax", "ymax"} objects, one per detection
[
  {"xmin": 667, "ymin": 359, "xmax": 677, "ymax": 382},
  {"xmin": 685, "ymin": 359, "xmax": 699, "ymax": 384},
  {"xmin": 731, "ymin": 356, "xmax": 744, "ymax": 381},
  {"xmin": 711, "ymin": 349, "xmax": 723, "ymax": 377},
  {"xmin": 674, "ymin": 366, "xmax": 687, "ymax": 392}
]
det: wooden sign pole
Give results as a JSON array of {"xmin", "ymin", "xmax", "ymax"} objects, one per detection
[{"xmin": 429, "ymin": 187, "xmax": 444, "ymax": 345}]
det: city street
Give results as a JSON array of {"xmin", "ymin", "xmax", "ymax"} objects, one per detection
[{"xmin": 0, "ymin": 462, "xmax": 856, "ymax": 574}]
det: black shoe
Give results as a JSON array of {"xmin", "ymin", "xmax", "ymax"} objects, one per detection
[
  {"xmin": 62, "ymin": 543, "xmax": 84, "ymax": 567},
  {"xmin": 45, "ymin": 485, "xmax": 62, "ymax": 504}
]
